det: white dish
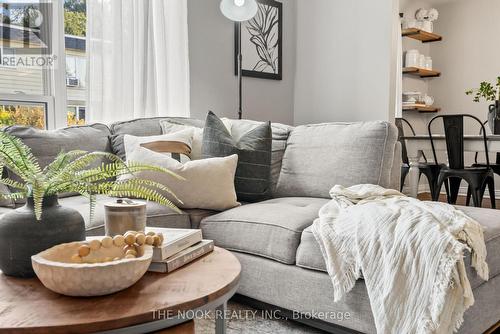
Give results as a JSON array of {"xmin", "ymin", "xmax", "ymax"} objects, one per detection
[{"xmin": 32, "ymin": 241, "xmax": 153, "ymax": 297}]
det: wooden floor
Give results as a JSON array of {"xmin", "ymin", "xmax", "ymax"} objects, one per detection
[{"xmin": 417, "ymin": 192, "xmax": 500, "ymax": 209}]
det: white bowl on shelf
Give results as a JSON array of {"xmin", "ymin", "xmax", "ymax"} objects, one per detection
[{"xmin": 32, "ymin": 241, "xmax": 153, "ymax": 297}]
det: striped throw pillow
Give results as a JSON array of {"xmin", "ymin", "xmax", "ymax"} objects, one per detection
[{"xmin": 202, "ymin": 111, "xmax": 272, "ymax": 202}]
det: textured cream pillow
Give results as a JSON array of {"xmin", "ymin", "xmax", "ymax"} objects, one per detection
[{"xmin": 126, "ymin": 146, "xmax": 240, "ymax": 211}]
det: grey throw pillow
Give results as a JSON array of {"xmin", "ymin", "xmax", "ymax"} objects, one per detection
[{"xmin": 202, "ymin": 111, "xmax": 272, "ymax": 202}]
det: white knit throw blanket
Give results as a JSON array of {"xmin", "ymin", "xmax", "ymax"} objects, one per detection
[{"xmin": 312, "ymin": 184, "xmax": 489, "ymax": 334}]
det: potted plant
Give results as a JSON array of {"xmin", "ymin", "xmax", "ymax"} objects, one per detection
[
  {"xmin": 466, "ymin": 77, "xmax": 500, "ymax": 134},
  {"xmin": 0, "ymin": 131, "xmax": 181, "ymax": 277}
]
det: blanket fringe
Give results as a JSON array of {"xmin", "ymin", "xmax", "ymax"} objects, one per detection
[
  {"xmin": 331, "ymin": 266, "xmax": 360, "ymax": 302},
  {"xmin": 421, "ymin": 237, "xmax": 468, "ymax": 334},
  {"xmin": 457, "ymin": 220, "xmax": 489, "ymax": 280}
]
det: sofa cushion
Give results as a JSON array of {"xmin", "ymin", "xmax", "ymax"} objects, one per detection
[
  {"xmin": 3, "ymin": 124, "xmax": 112, "ymax": 169},
  {"xmin": 295, "ymin": 204, "xmax": 500, "ymax": 289},
  {"xmin": 110, "ymin": 117, "xmax": 204, "ymax": 137},
  {"xmin": 202, "ymin": 112, "xmax": 272, "ymax": 202},
  {"xmin": 183, "ymin": 208, "xmax": 218, "ymax": 229},
  {"xmin": 275, "ymin": 121, "xmax": 398, "ymax": 198},
  {"xmin": 200, "ymin": 197, "xmax": 329, "ymax": 264},
  {"xmin": 2, "ymin": 124, "xmax": 113, "ymax": 202}
]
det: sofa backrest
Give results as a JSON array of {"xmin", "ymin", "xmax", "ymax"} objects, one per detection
[
  {"xmin": 110, "ymin": 117, "xmax": 204, "ymax": 137},
  {"xmin": 3, "ymin": 123, "xmax": 113, "ymax": 169},
  {"xmin": 110, "ymin": 116, "xmax": 294, "ymax": 195},
  {"xmin": 275, "ymin": 121, "xmax": 399, "ymax": 198},
  {"xmin": 1, "ymin": 123, "xmax": 113, "ymax": 204}
]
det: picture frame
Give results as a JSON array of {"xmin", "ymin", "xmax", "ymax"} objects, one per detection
[{"xmin": 234, "ymin": 0, "xmax": 282, "ymax": 80}]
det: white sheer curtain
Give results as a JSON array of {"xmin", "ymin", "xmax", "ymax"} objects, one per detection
[{"xmin": 86, "ymin": 0, "xmax": 190, "ymax": 123}]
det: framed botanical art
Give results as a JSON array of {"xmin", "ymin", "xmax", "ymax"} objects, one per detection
[{"xmin": 235, "ymin": 0, "xmax": 282, "ymax": 80}]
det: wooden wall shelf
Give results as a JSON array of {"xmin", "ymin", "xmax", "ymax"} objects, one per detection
[
  {"xmin": 402, "ymin": 28, "xmax": 442, "ymax": 43},
  {"xmin": 402, "ymin": 105, "xmax": 440, "ymax": 113},
  {"xmin": 403, "ymin": 67, "xmax": 441, "ymax": 78}
]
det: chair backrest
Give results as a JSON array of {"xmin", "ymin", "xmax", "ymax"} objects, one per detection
[
  {"xmin": 395, "ymin": 118, "xmax": 409, "ymax": 164},
  {"xmin": 395, "ymin": 118, "xmax": 426, "ymax": 164},
  {"xmin": 474, "ymin": 120, "xmax": 489, "ymax": 164},
  {"xmin": 428, "ymin": 114, "xmax": 490, "ymax": 169}
]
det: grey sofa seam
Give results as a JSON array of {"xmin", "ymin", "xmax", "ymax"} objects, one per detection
[
  {"xmin": 295, "ymin": 262, "xmax": 324, "ymax": 272},
  {"xmin": 146, "ymin": 213, "xmax": 187, "ymax": 218},
  {"xmin": 201, "ymin": 218, "xmax": 311, "ymax": 234},
  {"xmin": 226, "ymin": 247, "xmax": 295, "ymax": 265}
]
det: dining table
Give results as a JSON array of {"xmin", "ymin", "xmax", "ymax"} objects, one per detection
[{"xmin": 403, "ymin": 134, "xmax": 500, "ymax": 198}]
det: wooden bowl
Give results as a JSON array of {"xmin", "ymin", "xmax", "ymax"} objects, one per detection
[{"xmin": 31, "ymin": 241, "xmax": 153, "ymax": 297}]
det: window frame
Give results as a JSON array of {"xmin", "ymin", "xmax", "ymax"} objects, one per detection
[
  {"xmin": 0, "ymin": 93, "xmax": 55, "ymax": 129},
  {"xmin": 0, "ymin": 0, "xmax": 67, "ymax": 130}
]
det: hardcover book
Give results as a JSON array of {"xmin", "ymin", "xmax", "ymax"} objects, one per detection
[
  {"xmin": 145, "ymin": 227, "xmax": 203, "ymax": 262},
  {"xmin": 148, "ymin": 240, "xmax": 214, "ymax": 273}
]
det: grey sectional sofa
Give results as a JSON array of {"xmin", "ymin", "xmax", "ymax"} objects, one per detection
[{"xmin": 1, "ymin": 117, "xmax": 498, "ymax": 334}]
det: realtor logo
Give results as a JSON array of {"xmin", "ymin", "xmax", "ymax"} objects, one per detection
[{"xmin": 0, "ymin": 1, "xmax": 56, "ymax": 67}]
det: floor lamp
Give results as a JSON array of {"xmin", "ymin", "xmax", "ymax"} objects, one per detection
[{"xmin": 220, "ymin": 0, "xmax": 258, "ymax": 120}]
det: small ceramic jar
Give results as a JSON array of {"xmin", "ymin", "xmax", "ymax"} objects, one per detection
[
  {"xmin": 419, "ymin": 54, "xmax": 426, "ymax": 69},
  {"xmin": 405, "ymin": 49, "xmax": 419, "ymax": 67}
]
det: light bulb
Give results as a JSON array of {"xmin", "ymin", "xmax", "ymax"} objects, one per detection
[{"xmin": 234, "ymin": 0, "xmax": 245, "ymax": 7}]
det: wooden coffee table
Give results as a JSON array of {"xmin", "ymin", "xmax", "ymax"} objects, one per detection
[{"xmin": 0, "ymin": 247, "xmax": 240, "ymax": 334}]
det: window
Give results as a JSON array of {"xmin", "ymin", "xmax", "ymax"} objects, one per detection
[
  {"xmin": 0, "ymin": 0, "xmax": 85, "ymax": 129},
  {"xmin": 0, "ymin": 1, "xmax": 50, "ymax": 128},
  {"xmin": 64, "ymin": 0, "xmax": 86, "ymax": 125},
  {"xmin": 0, "ymin": 98, "xmax": 49, "ymax": 129},
  {"xmin": 67, "ymin": 104, "xmax": 85, "ymax": 126}
]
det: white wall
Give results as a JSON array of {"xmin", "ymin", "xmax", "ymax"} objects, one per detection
[
  {"xmin": 293, "ymin": 0, "xmax": 397, "ymax": 125},
  {"xmin": 187, "ymin": 0, "xmax": 296, "ymax": 124}
]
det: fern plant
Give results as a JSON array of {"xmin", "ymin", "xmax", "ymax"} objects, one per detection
[{"xmin": 0, "ymin": 131, "xmax": 183, "ymax": 221}]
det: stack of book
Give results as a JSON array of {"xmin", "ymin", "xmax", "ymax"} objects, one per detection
[{"xmin": 145, "ymin": 227, "xmax": 214, "ymax": 273}]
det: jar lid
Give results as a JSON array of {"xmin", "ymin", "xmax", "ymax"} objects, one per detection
[{"xmin": 104, "ymin": 198, "xmax": 146, "ymax": 209}]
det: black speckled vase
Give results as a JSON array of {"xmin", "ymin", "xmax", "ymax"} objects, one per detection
[{"xmin": 0, "ymin": 195, "xmax": 85, "ymax": 277}]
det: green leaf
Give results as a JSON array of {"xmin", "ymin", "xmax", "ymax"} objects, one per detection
[
  {"xmin": 0, "ymin": 131, "xmax": 183, "ymax": 223},
  {"xmin": 0, "ymin": 178, "xmax": 27, "ymax": 191}
]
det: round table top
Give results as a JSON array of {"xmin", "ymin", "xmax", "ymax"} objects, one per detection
[{"xmin": 0, "ymin": 247, "xmax": 241, "ymax": 334}]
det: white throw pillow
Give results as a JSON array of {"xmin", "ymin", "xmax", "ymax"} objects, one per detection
[
  {"xmin": 160, "ymin": 119, "xmax": 232, "ymax": 160},
  {"xmin": 126, "ymin": 145, "xmax": 240, "ymax": 211},
  {"xmin": 123, "ymin": 129, "xmax": 194, "ymax": 163}
]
